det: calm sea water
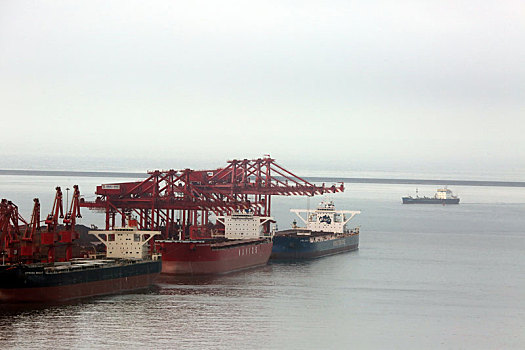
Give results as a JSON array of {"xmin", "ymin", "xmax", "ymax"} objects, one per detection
[{"xmin": 1, "ymin": 175, "xmax": 524, "ymax": 349}]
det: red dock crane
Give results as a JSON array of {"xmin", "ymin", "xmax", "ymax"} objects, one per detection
[
  {"xmin": 61, "ymin": 185, "xmax": 81, "ymax": 261},
  {"xmin": 1, "ymin": 199, "xmax": 24, "ymax": 262},
  {"xmin": 1, "ymin": 187, "xmax": 81, "ymax": 264},
  {"xmin": 42, "ymin": 185, "xmax": 81, "ymax": 262},
  {"xmin": 80, "ymin": 157, "xmax": 344, "ymax": 238},
  {"xmin": 43, "ymin": 187, "xmax": 63, "ymax": 262},
  {"xmin": 1, "ymin": 198, "xmax": 41, "ymax": 264},
  {"xmin": 20, "ymin": 198, "xmax": 41, "ymax": 262}
]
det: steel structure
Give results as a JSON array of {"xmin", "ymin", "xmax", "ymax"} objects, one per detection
[
  {"xmin": 1, "ymin": 199, "xmax": 25, "ymax": 262},
  {"xmin": 42, "ymin": 185, "xmax": 82, "ymax": 262},
  {"xmin": 61, "ymin": 185, "xmax": 82, "ymax": 261},
  {"xmin": 1, "ymin": 186, "xmax": 81, "ymax": 264},
  {"xmin": 80, "ymin": 157, "xmax": 344, "ymax": 239},
  {"xmin": 1, "ymin": 198, "xmax": 39, "ymax": 263},
  {"xmin": 20, "ymin": 198, "xmax": 40, "ymax": 261},
  {"xmin": 42, "ymin": 187, "xmax": 64, "ymax": 262}
]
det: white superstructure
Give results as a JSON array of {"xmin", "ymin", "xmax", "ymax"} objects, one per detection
[
  {"xmin": 435, "ymin": 188, "xmax": 457, "ymax": 199},
  {"xmin": 89, "ymin": 223, "xmax": 160, "ymax": 259},
  {"xmin": 291, "ymin": 201, "xmax": 360, "ymax": 234},
  {"xmin": 216, "ymin": 210, "xmax": 274, "ymax": 239}
]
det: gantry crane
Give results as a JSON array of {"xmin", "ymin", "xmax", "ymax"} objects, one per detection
[
  {"xmin": 1, "ymin": 185, "xmax": 81, "ymax": 264},
  {"xmin": 80, "ymin": 157, "xmax": 344, "ymax": 239},
  {"xmin": 43, "ymin": 187, "xmax": 63, "ymax": 262},
  {"xmin": 1, "ymin": 198, "xmax": 40, "ymax": 263},
  {"xmin": 20, "ymin": 198, "xmax": 40, "ymax": 262}
]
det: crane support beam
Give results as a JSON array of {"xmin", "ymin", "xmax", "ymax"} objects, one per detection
[{"xmin": 80, "ymin": 157, "xmax": 344, "ymax": 238}]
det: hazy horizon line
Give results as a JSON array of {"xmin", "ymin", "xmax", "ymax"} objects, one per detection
[{"xmin": 1, "ymin": 169, "xmax": 524, "ymax": 188}]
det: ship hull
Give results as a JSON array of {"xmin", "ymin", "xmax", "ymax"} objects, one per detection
[
  {"xmin": 402, "ymin": 197, "xmax": 460, "ymax": 204},
  {"xmin": 157, "ymin": 238, "xmax": 273, "ymax": 275},
  {"xmin": 0, "ymin": 260, "xmax": 161, "ymax": 302},
  {"xmin": 270, "ymin": 231, "xmax": 359, "ymax": 260}
]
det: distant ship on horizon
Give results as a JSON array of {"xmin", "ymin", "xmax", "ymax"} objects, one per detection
[{"xmin": 402, "ymin": 188, "xmax": 460, "ymax": 204}]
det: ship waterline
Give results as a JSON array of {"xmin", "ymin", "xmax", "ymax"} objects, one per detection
[
  {"xmin": 0, "ymin": 223, "xmax": 162, "ymax": 303},
  {"xmin": 402, "ymin": 188, "xmax": 460, "ymax": 204},
  {"xmin": 157, "ymin": 238, "xmax": 273, "ymax": 275},
  {"xmin": 0, "ymin": 260, "xmax": 161, "ymax": 302},
  {"xmin": 271, "ymin": 232, "xmax": 358, "ymax": 259},
  {"xmin": 271, "ymin": 201, "xmax": 361, "ymax": 260}
]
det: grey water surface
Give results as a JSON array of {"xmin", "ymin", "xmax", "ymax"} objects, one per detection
[{"xmin": 1, "ymin": 176, "xmax": 524, "ymax": 349}]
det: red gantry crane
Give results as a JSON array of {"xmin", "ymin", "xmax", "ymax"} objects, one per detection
[
  {"xmin": 0, "ymin": 199, "xmax": 24, "ymax": 263},
  {"xmin": 1, "ymin": 198, "xmax": 40, "ymax": 264},
  {"xmin": 43, "ymin": 186, "xmax": 64, "ymax": 262},
  {"xmin": 1, "ymin": 186, "xmax": 81, "ymax": 265},
  {"xmin": 42, "ymin": 185, "xmax": 81, "ymax": 262},
  {"xmin": 61, "ymin": 185, "xmax": 82, "ymax": 261},
  {"xmin": 80, "ymin": 157, "xmax": 344, "ymax": 239},
  {"xmin": 20, "ymin": 198, "xmax": 40, "ymax": 262}
]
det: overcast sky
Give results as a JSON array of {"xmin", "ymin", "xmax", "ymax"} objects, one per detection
[{"xmin": 1, "ymin": 1, "xmax": 524, "ymax": 176}]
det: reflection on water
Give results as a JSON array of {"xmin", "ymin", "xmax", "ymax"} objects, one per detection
[{"xmin": 1, "ymin": 178, "xmax": 525, "ymax": 349}]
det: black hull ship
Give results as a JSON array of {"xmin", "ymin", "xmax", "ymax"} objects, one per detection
[
  {"xmin": 0, "ymin": 259, "xmax": 160, "ymax": 302},
  {"xmin": 402, "ymin": 188, "xmax": 460, "ymax": 204},
  {"xmin": 271, "ymin": 201, "xmax": 361, "ymax": 260},
  {"xmin": 0, "ymin": 220, "xmax": 161, "ymax": 303}
]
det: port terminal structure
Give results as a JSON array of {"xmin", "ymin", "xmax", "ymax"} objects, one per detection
[
  {"xmin": 1, "ymin": 186, "xmax": 82, "ymax": 264},
  {"xmin": 79, "ymin": 157, "xmax": 344, "ymax": 239}
]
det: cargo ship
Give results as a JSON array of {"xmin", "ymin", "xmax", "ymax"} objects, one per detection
[
  {"xmin": 156, "ymin": 211, "xmax": 274, "ymax": 275},
  {"xmin": 271, "ymin": 201, "xmax": 360, "ymax": 260},
  {"xmin": 0, "ymin": 222, "xmax": 161, "ymax": 302},
  {"xmin": 402, "ymin": 188, "xmax": 460, "ymax": 204},
  {"xmin": 79, "ymin": 157, "xmax": 345, "ymax": 274}
]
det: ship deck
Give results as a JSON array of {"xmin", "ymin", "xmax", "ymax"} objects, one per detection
[
  {"xmin": 2, "ymin": 258, "xmax": 156, "ymax": 275},
  {"xmin": 157, "ymin": 237, "xmax": 270, "ymax": 248},
  {"xmin": 274, "ymin": 229, "xmax": 358, "ymax": 238}
]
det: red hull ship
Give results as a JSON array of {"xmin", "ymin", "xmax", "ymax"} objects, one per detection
[
  {"xmin": 158, "ymin": 210, "xmax": 275, "ymax": 275},
  {"xmin": 80, "ymin": 157, "xmax": 344, "ymax": 276},
  {"xmin": 157, "ymin": 238, "xmax": 272, "ymax": 275}
]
